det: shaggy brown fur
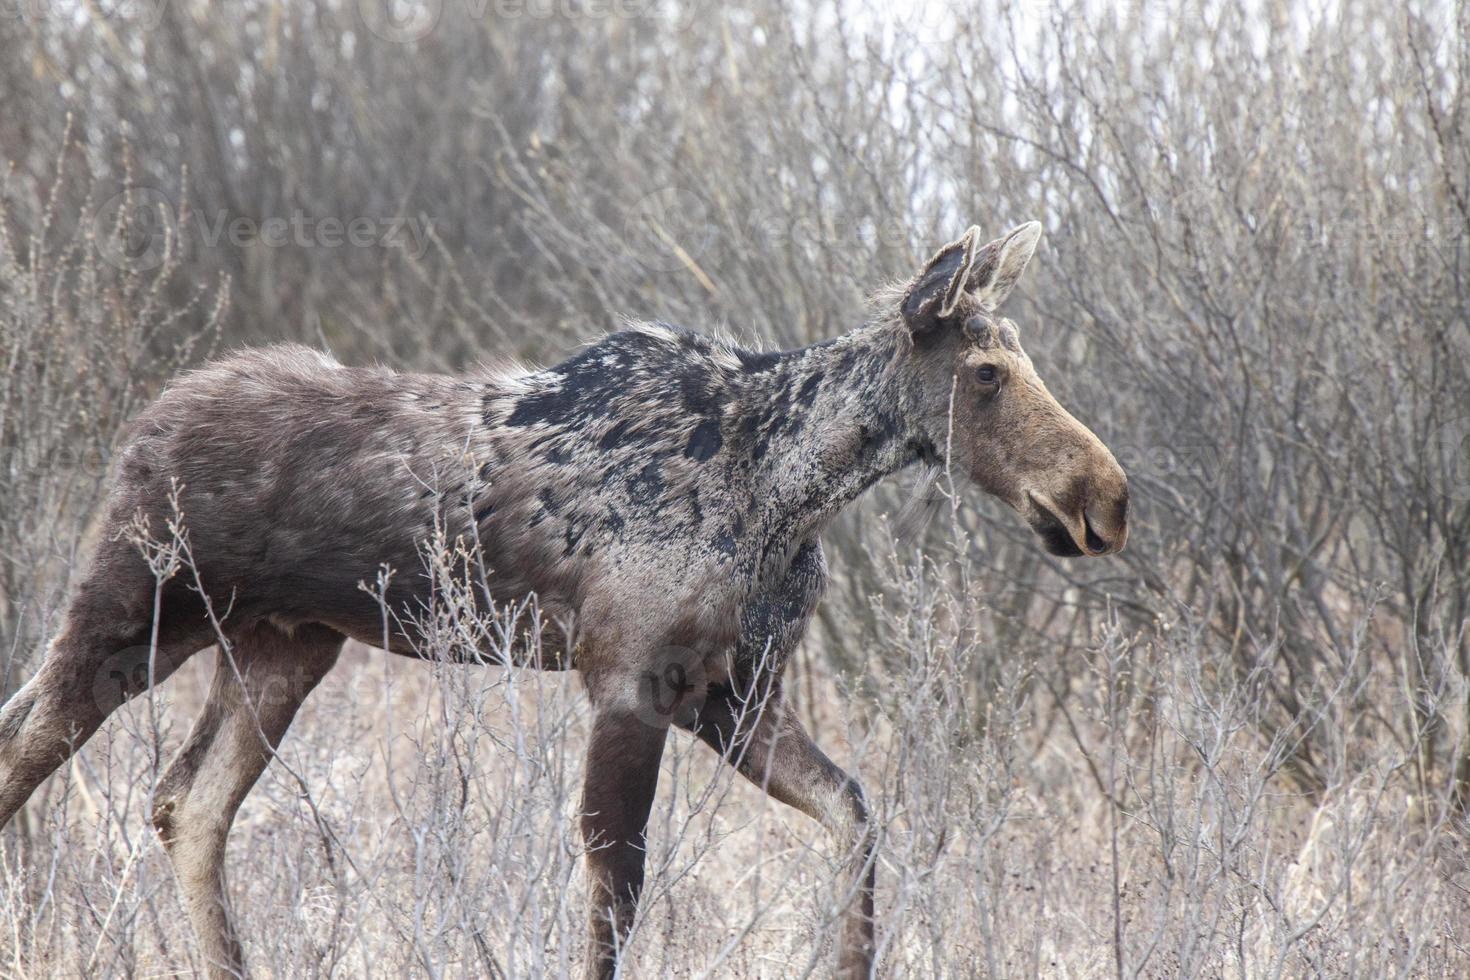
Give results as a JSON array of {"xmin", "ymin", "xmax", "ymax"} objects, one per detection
[{"xmin": 0, "ymin": 222, "xmax": 1127, "ymax": 979}]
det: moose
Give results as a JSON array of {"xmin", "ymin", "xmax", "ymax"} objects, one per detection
[{"xmin": 0, "ymin": 221, "xmax": 1126, "ymax": 978}]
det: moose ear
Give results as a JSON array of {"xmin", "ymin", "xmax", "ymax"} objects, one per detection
[
  {"xmin": 967, "ymin": 221, "xmax": 1042, "ymax": 310},
  {"xmin": 901, "ymin": 226, "xmax": 984, "ymax": 334}
]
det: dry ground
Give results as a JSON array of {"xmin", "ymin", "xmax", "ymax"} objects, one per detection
[{"xmin": 3, "ymin": 627, "xmax": 1468, "ymax": 979}]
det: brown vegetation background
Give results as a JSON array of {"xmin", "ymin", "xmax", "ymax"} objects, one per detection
[{"xmin": 2, "ymin": 0, "xmax": 1470, "ymax": 975}]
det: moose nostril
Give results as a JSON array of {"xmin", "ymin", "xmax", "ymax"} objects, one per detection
[{"xmin": 1083, "ymin": 514, "xmax": 1108, "ymax": 554}]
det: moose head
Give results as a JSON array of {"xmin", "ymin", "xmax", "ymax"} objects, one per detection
[{"xmin": 900, "ymin": 222, "xmax": 1129, "ymax": 557}]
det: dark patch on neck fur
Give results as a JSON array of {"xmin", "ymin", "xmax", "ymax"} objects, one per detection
[
  {"xmin": 736, "ymin": 347, "xmax": 782, "ymax": 373},
  {"xmin": 685, "ymin": 419, "xmax": 723, "ymax": 461},
  {"xmin": 795, "ymin": 372, "xmax": 824, "ymax": 406}
]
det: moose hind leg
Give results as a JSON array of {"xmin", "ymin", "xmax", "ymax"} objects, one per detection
[
  {"xmin": 151, "ymin": 622, "xmax": 342, "ymax": 980},
  {"xmin": 0, "ymin": 591, "xmax": 212, "ymax": 827}
]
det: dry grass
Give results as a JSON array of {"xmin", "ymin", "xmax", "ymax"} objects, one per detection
[{"xmin": 3, "ymin": 535, "xmax": 1469, "ymax": 977}]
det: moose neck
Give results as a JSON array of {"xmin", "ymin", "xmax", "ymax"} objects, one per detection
[{"xmin": 738, "ymin": 322, "xmax": 928, "ymax": 545}]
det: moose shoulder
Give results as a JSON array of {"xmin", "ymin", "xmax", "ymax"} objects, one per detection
[{"xmin": 0, "ymin": 222, "xmax": 1127, "ymax": 979}]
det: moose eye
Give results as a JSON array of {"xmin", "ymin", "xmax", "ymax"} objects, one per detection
[{"xmin": 977, "ymin": 365, "xmax": 998, "ymax": 385}]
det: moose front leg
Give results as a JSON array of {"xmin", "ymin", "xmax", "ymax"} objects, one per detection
[
  {"xmin": 580, "ymin": 699, "xmax": 670, "ymax": 980},
  {"xmin": 682, "ymin": 686, "xmax": 876, "ymax": 978}
]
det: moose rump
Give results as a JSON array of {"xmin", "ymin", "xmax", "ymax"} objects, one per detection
[{"xmin": 113, "ymin": 346, "xmax": 589, "ymax": 661}]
